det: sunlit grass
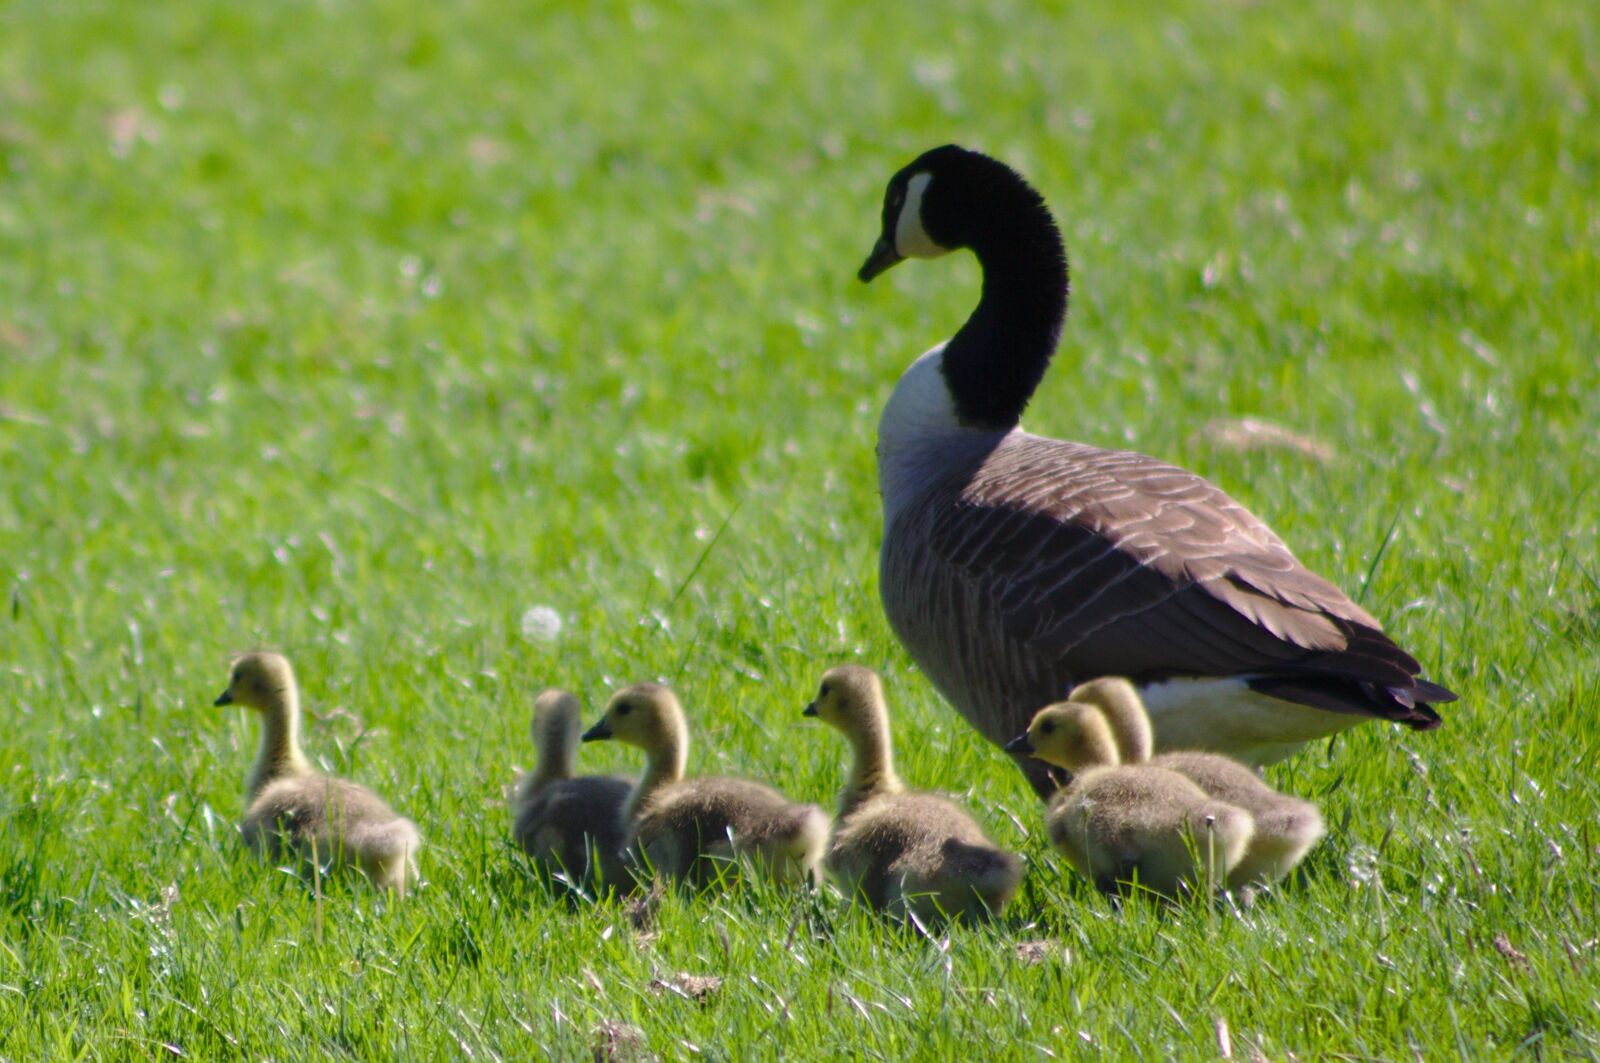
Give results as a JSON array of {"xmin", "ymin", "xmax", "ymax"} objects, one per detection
[{"xmin": 2, "ymin": 0, "xmax": 1597, "ymax": 1057}]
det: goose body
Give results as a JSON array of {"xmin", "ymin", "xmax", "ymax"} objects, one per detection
[
  {"xmin": 216, "ymin": 653, "xmax": 420, "ymax": 896},
  {"xmin": 861, "ymin": 145, "xmax": 1455, "ymax": 799},
  {"xmin": 1008, "ymin": 699, "xmax": 1252, "ymax": 897},
  {"xmin": 1069, "ymin": 677, "xmax": 1326, "ymax": 889},
  {"xmin": 582, "ymin": 683, "xmax": 828, "ymax": 888},
  {"xmin": 804, "ymin": 665, "xmax": 1020, "ymax": 922},
  {"xmin": 512, "ymin": 689, "xmax": 633, "ymax": 892}
]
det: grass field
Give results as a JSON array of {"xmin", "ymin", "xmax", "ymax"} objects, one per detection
[{"xmin": 3, "ymin": 0, "xmax": 1598, "ymax": 1057}]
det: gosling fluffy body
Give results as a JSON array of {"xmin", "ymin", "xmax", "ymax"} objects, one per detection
[
  {"xmin": 511, "ymin": 689, "xmax": 633, "ymax": 892},
  {"xmin": 216, "ymin": 652, "xmax": 420, "ymax": 896},
  {"xmin": 1009, "ymin": 700, "xmax": 1252, "ymax": 897},
  {"xmin": 1068, "ymin": 678, "xmax": 1326, "ymax": 888},
  {"xmin": 582, "ymin": 683, "xmax": 828, "ymax": 888},
  {"xmin": 806, "ymin": 665, "xmax": 1020, "ymax": 922}
]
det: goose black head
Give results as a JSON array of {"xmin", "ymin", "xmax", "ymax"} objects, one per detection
[{"xmin": 859, "ymin": 145, "xmax": 1046, "ymax": 282}]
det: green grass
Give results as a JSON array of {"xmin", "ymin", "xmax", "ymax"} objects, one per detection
[{"xmin": 2, "ymin": 0, "xmax": 1598, "ymax": 1057}]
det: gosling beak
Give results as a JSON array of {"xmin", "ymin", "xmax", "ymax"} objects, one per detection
[
  {"xmin": 802, "ymin": 702, "xmax": 819, "ymax": 718},
  {"xmin": 857, "ymin": 235, "xmax": 902, "ymax": 282},
  {"xmin": 213, "ymin": 689, "xmax": 234, "ymax": 707},
  {"xmin": 1003, "ymin": 733, "xmax": 1033, "ymax": 755},
  {"xmin": 581, "ymin": 719, "xmax": 612, "ymax": 742}
]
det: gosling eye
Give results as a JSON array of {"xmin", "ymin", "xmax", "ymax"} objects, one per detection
[
  {"xmin": 616, "ymin": 702, "xmax": 632, "ymax": 717},
  {"xmin": 1040, "ymin": 721, "xmax": 1056, "ymax": 736},
  {"xmin": 231, "ymin": 667, "xmax": 243, "ymax": 685},
  {"xmin": 818, "ymin": 683, "xmax": 831, "ymax": 699}
]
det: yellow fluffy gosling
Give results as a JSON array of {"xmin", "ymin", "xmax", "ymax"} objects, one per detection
[
  {"xmin": 215, "ymin": 652, "xmax": 420, "ymax": 896},
  {"xmin": 512, "ymin": 689, "xmax": 634, "ymax": 893},
  {"xmin": 581, "ymin": 683, "xmax": 828, "ymax": 888},
  {"xmin": 1007, "ymin": 701, "xmax": 1252, "ymax": 898},
  {"xmin": 1066, "ymin": 678, "xmax": 1326, "ymax": 889},
  {"xmin": 805, "ymin": 665, "xmax": 1020, "ymax": 922}
]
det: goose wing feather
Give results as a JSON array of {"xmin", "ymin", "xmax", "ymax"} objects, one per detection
[{"xmin": 926, "ymin": 436, "xmax": 1449, "ymax": 712}]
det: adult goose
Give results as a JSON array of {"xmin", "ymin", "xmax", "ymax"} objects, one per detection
[{"xmin": 858, "ymin": 145, "xmax": 1455, "ymax": 799}]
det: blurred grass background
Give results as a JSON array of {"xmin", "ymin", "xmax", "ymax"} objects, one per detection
[{"xmin": 1, "ymin": 0, "xmax": 1597, "ymax": 1057}]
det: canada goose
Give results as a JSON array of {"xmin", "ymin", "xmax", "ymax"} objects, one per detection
[
  {"xmin": 1067, "ymin": 677, "xmax": 1325, "ymax": 888},
  {"xmin": 804, "ymin": 665, "xmax": 1020, "ymax": 922},
  {"xmin": 859, "ymin": 145, "xmax": 1456, "ymax": 799},
  {"xmin": 214, "ymin": 652, "xmax": 420, "ymax": 896},
  {"xmin": 1005, "ymin": 702, "xmax": 1253, "ymax": 897},
  {"xmin": 511, "ymin": 688, "xmax": 633, "ymax": 893},
  {"xmin": 581, "ymin": 683, "xmax": 828, "ymax": 888}
]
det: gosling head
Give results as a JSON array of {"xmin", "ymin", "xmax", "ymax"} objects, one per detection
[
  {"xmin": 1003, "ymin": 700, "xmax": 1121, "ymax": 772},
  {"xmin": 858, "ymin": 145, "xmax": 1049, "ymax": 282},
  {"xmin": 581, "ymin": 682, "xmax": 683, "ymax": 751},
  {"xmin": 214, "ymin": 652, "xmax": 296, "ymax": 714},
  {"xmin": 532, "ymin": 688, "xmax": 582, "ymax": 744},
  {"xmin": 1065, "ymin": 676, "xmax": 1153, "ymax": 762},
  {"xmin": 802, "ymin": 665, "xmax": 884, "ymax": 733}
]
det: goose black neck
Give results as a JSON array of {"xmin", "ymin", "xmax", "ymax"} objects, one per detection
[{"xmin": 941, "ymin": 203, "xmax": 1069, "ymax": 430}]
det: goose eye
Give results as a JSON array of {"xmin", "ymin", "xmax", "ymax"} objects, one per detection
[
  {"xmin": 1040, "ymin": 721, "xmax": 1055, "ymax": 736},
  {"xmin": 818, "ymin": 683, "xmax": 831, "ymax": 698},
  {"xmin": 616, "ymin": 702, "xmax": 632, "ymax": 717}
]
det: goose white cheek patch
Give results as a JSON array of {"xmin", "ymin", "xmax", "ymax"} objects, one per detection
[{"xmin": 894, "ymin": 172, "xmax": 947, "ymax": 258}]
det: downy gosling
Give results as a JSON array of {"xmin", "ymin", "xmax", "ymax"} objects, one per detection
[
  {"xmin": 805, "ymin": 665, "xmax": 1020, "ymax": 923},
  {"xmin": 215, "ymin": 652, "xmax": 420, "ymax": 896},
  {"xmin": 512, "ymin": 688, "xmax": 634, "ymax": 894},
  {"xmin": 1066, "ymin": 678, "xmax": 1325, "ymax": 889},
  {"xmin": 581, "ymin": 683, "xmax": 828, "ymax": 889},
  {"xmin": 1007, "ymin": 701, "xmax": 1252, "ymax": 898}
]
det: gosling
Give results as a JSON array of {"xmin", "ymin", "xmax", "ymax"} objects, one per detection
[
  {"xmin": 581, "ymin": 683, "xmax": 828, "ymax": 888},
  {"xmin": 1067, "ymin": 678, "xmax": 1326, "ymax": 889},
  {"xmin": 215, "ymin": 652, "xmax": 420, "ymax": 896},
  {"xmin": 804, "ymin": 665, "xmax": 1020, "ymax": 923},
  {"xmin": 511, "ymin": 689, "xmax": 634, "ymax": 894},
  {"xmin": 1006, "ymin": 702, "xmax": 1252, "ymax": 898}
]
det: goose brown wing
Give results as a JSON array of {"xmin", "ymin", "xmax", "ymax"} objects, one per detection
[{"xmin": 930, "ymin": 437, "xmax": 1437, "ymax": 701}]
